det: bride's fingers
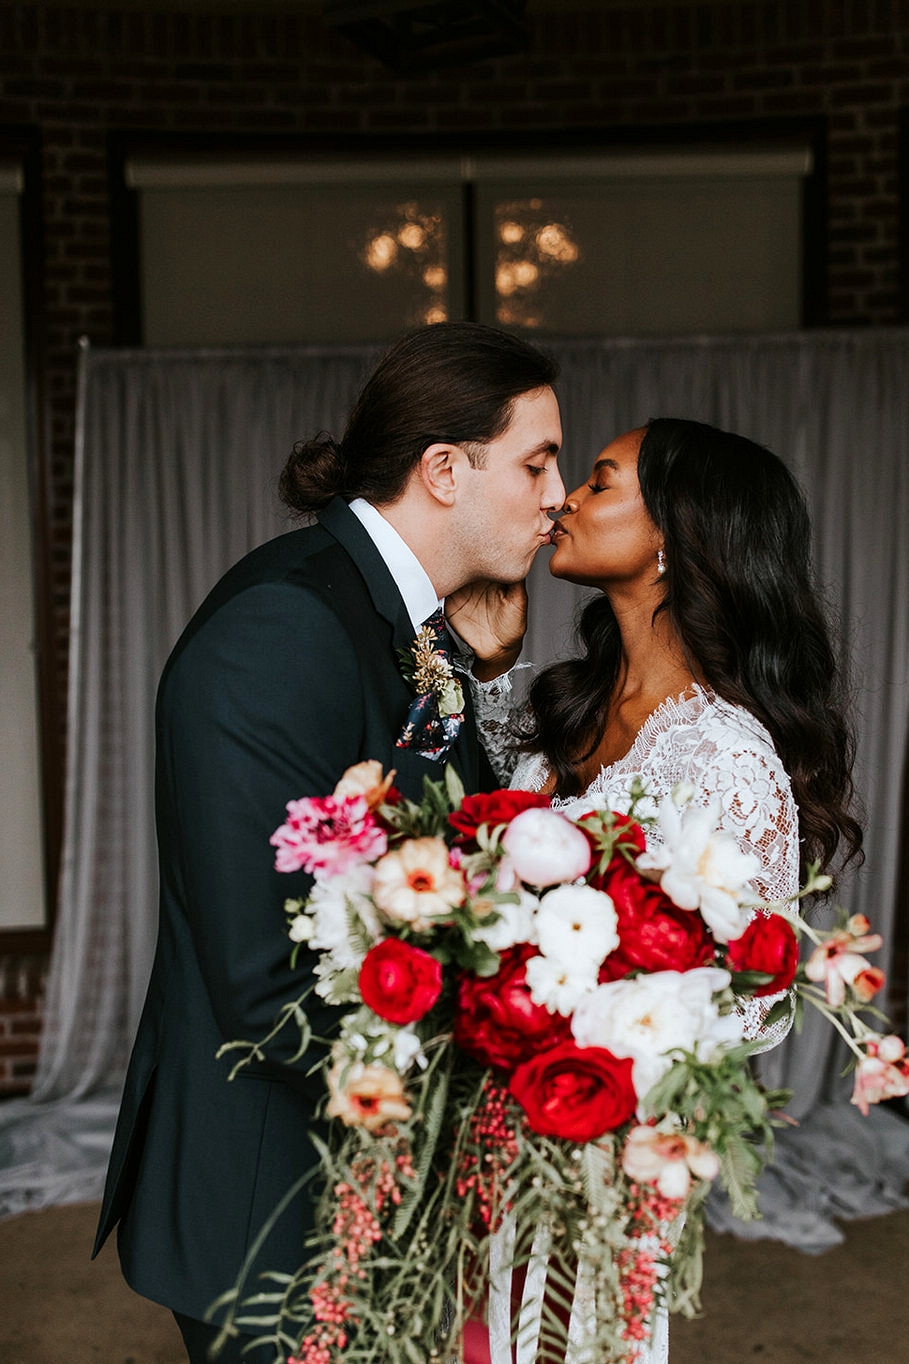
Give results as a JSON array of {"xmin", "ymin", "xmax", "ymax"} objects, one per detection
[{"xmin": 446, "ymin": 580, "xmax": 528, "ymax": 654}]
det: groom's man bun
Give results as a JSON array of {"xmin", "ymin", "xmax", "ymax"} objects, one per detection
[{"xmin": 280, "ymin": 320, "xmax": 558, "ymax": 515}]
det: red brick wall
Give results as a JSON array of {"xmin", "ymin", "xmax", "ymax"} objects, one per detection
[
  {"xmin": 0, "ymin": 957, "xmax": 46, "ymax": 1098},
  {"xmin": 1, "ymin": 0, "xmax": 907, "ymax": 1091}
]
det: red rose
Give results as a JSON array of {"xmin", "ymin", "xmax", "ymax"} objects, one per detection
[
  {"xmin": 454, "ymin": 944, "xmax": 571, "ymax": 1073},
  {"xmin": 449, "ymin": 790, "xmax": 551, "ymax": 842},
  {"xmin": 726, "ymin": 914, "xmax": 799, "ymax": 996},
  {"xmin": 594, "ymin": 854, "xmax": 715, "ymax": 979},
  {"xmin": 509, "ymin": 1041, "xmax": 637, "ymax": 1143},
  {"xmin": 359, "ymin": 938, "xmax": 443, "ymax": 1024}
]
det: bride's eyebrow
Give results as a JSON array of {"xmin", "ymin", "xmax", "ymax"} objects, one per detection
[{"xmin": 592, "ymin": 457, "xmax": 619, "ymax": 474}]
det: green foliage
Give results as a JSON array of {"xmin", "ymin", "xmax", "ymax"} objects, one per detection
[
  {"xmin": 379, "ymin": 769, "xmax": 460, "ymax": 840},
  {"xmin": 643, "ymin": 1046, "xmax": 791, "ymax": 1222}
]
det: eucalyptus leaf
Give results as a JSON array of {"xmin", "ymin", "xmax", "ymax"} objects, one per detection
[
  {"xmin": 392, "ymin": 1058, "xmax": 450, "ymax": 1239},
  {"xmin": 444, "ymin": 764, "xmax": 465, "ymax": 811}
]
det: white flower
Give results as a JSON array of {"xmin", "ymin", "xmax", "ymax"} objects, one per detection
[
  {"xmin": 525, "ymin": 953, "xmax": 598, "ymax": 1017},
  {"xmin": 637, "ymin": 799, "xmax": 758, "ymax": 943},
  {"xmin": 393, "ymin": 1026, "xmax": 428, "ymax": 1074},
  {"xmin": 334, "ymin": 1012, "xmax": 427, "ymax": 1077},
  {"xmin": 288, "ymin": 913, "xmax": 314, "ymax": 943},
  {"xmin": 308, "ymin": 862, "xmax": 380, "ymax": 968},
  {"xmin": 313, "ymin": 960, "xmax": 360, "ymax": 1005},
  {"xmin": 501, "ymin": 807, "xmax": 592, "ymax": 887},
  {"xmin": 438, "ymin": 676, "xmax": 465, "ymax": 718},
  {"xmin": 571, "ymin": 967, "xmax": 741, "ymax": 1106},
  {"xmin": 473, "ymin": 890, "xmax": 540, "ymax": 952},
  {"xmin": 682, "ymin": 968, "xmax": 744, "ymax": 1061},
  {"xmin": 373, "ymin": 837, "xmax": 465, "ymax": 930},
  {"xmin": 535, "ymin": 883, "xmax": 620, "ymax": 969},
  {"xmin": 493, "ymin": 855, "xmax": 519, "ymax": 893}
]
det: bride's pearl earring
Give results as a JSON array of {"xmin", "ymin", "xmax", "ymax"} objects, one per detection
[{"xmin": 657, "ymin": 549, "xmax": 666, "ymax": 576}]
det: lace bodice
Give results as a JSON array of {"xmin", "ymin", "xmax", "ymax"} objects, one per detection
[{"xmin": 472, "ymin": 675, "xmax": 801, "ymax": 1051}]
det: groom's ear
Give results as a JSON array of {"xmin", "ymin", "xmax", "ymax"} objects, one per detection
[{"xmin": 418, "ymin": 442, "xmax": 465, "ymax": 507}]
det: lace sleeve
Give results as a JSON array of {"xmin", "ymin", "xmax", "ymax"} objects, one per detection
[
  {"xmin": 686, "ymin": 728, "xmax": 801, "ymax": 1054},
  {"xmin": 463, "ymin": 666, "xmax": 528, "ymax": 785}
]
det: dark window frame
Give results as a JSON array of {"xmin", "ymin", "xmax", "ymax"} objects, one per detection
[
  {"xmin": 109, "ymin": 116, "xmax": 829, "ymax": 345},
  {"xmin": 895, "ymin": 106, "xmax": 900, "ymax": 321}
]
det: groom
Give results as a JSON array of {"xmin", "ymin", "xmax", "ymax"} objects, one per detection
[{"xmin": 93, "ymin": 322, "xmax": 564, "ymax": 1362}]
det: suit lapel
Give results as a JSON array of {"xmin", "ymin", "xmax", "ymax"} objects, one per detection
[
  {"xmin": 315, "ymin": 497, "xmax": 495, "ymax": 796},
  {"xmin": 316, "ymin": 497, "xmax": 414, "ymax": 650}
]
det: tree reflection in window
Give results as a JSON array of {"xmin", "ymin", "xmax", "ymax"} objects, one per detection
[
  {"xmin": 362, "ymin": 201, "xmax": 448, "ymax": 325},
  {"xmin": 495, "ymin": 199, "xmax": 580, "ymax": 328}
]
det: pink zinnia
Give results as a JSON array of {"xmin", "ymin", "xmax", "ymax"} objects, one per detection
[{"xmin": 270, "ymin": 794, "xmax": 387, "ymax": 877}]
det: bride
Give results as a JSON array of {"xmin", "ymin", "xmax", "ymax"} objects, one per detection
[{"xmin": 448, "ymin": 416, "xmax": 862, "ymax": 1364}]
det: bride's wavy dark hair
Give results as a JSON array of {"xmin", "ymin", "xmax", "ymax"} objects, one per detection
[{"xmin": 522, "ymin": 417, "xmax": 863, "ymax": 877}]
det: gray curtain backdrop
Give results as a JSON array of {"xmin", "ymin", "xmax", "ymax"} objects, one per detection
[{"xmin": 2, "ymin": 331, "xmax": 908, "ymax": 1241}]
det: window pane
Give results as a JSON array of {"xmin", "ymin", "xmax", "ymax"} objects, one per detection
[
  {"xmin": 474, "ymin": 175, "xmax": 802, "ymax": 335},
  {"xmin": 140, "ymin": 184, "xmax": 464, "ymax": 345}
]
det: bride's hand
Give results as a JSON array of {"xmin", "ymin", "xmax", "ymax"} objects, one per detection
[{"xmin": 445, "ymin": 580, "xmax": 527, "ymax": 681}]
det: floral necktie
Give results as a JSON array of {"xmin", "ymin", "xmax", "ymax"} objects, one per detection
[{"xmin": 396, "ymin": 606, "xmax": 465, "ymax": 760}]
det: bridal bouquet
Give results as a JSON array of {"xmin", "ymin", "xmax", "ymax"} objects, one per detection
[{"xmin": 217, "ymin": 762, "xmax": 904, "ymax": 1364}]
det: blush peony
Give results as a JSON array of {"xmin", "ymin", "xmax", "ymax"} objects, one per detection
[{"xmin": 501, "ymin": 807, "xmax": 593, "ymax": 887}]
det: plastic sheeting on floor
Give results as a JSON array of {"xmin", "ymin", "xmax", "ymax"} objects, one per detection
[
  {"xmin": 706, "ymin": 1099, "xmax": 909, "ymax": 1252},
  {"xmin": 3, "ymin": 1088, "xmax": 909, "ymax": 1258},
  {"xmin": 0, "ymin": 1089, "xmax": 120, "ymax": 1220}
]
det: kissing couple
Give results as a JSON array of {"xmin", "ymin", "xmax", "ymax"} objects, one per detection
[{"xmin": 95, "ymin": 321, "xmax": 860, "ymax": 1364}]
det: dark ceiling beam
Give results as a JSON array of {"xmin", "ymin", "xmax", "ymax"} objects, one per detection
[{"xmin": 323, "ymin": 0, "xmax": 529, "ymax": 72}]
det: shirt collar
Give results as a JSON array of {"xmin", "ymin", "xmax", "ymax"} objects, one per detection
[{"xmin": 348, "ymin": 498, "xmax": 441, "ymax": 634}]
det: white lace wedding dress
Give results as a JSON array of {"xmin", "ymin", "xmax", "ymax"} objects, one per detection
[{"xmin": 471, "ymin": 678, "xmax": 801, "ymax": 1364}]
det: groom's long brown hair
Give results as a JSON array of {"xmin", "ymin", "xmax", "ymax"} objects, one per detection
[{"xmin": 280, "ymin": 321, "xmax": 558, "ymax": 514}]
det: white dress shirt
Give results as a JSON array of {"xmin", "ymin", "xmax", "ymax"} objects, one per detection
[{"xmin": 348, "ymin": 497, "xmax": 441, "ymax": 634}]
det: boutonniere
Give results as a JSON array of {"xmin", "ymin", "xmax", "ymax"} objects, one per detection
[{"xmin": 397, "ymin": 621, "xmax": 465, "ymax": 719}]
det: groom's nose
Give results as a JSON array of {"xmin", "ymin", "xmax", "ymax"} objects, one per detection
[{"xmin": 542, "ymin": 465, "xmax": 565, "ymax": 511}]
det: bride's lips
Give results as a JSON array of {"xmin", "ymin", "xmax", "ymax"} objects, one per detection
[{"xmin": 549, "ymin": 522, "xmax": 567, "ymax": 543}]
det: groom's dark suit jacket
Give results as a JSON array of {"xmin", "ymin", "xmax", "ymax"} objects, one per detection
[{"xmin": 93, "ymin": 496, "xmax": 496, "ymax": 1320}]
